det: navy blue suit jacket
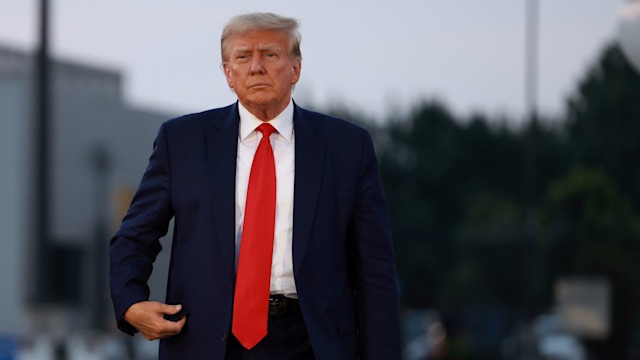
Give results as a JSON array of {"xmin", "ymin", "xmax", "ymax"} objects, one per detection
[{"xmin": 109, "ymin": 103, "xmax": 401, "ymax": 359}]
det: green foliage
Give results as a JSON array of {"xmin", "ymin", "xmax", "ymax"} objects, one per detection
[
  {"xmin": 325, "ymin": 42, "xmax": 640, "ymax": 356},
  {"xmin": 367, "ymin": 43, "xmax": 640, "ymax": 311},
  {"xmin": 565, "ymin": 44, "xmax": 640, "ymax": 201},
  {"xmin": 544, "ymin": 166, "xmax": 640, "ymax": 239},
  {"xmin": 540, "ymin": 165, "xmax": 640, "ymax": 358}
]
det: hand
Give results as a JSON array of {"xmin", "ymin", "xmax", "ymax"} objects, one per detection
[{"xmin": 124, "ymin": 301, "xmax": 187, "ymax": 340}]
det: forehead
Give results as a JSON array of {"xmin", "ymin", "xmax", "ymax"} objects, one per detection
[{"xmin": 228, "ymin": 29, "xmax": 290, "ymax": 51}]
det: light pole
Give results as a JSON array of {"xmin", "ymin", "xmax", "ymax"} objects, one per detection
[
  {"xmin": 525, "ymin": 0, "xmax": 538, "ymax": 123},
  {"xmin": 524, "ymin": 0, "xmax": 539, "ymax": 221},
  {"xmin": 32, "ymin": 0, "xmax": 52, "ymax": 304},
  {"xmin": 89, "ymin": 145, "xmax": 111, "ymax": 331}
]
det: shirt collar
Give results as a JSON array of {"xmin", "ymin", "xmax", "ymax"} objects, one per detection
[{"xmin": 238, "ymin": 100, "xmax": 294, "ymax": 142}]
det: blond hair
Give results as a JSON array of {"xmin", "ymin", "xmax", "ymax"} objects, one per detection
[{"xmin": 221, "ymin": 12, "xmax": 302, "ymax": 62}]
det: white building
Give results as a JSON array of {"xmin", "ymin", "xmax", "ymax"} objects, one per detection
[{"xmin": 0, "ymin": 44, "xmax": 176, "ymax": 341}]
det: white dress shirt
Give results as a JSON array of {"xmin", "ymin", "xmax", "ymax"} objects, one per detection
[{"xmin": 235, "ymin": 100, "xmax": 296, "ymax": 296}]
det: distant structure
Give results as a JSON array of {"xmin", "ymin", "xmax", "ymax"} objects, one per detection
[{"xmin": 0, "ymin": 43, "xmax": 175, "ymax": 337}]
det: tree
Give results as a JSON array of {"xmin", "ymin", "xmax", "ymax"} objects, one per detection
[
  {"xmin": 565, "ymin": 44, "xmax": 640, "ymax": 203},
  {"xmin": 541, "ymin": 166, "xmax": 640, "ymax": 359}
]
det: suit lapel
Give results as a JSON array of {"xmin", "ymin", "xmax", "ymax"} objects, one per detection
[
  {"xmin": 206, "ymin": 103, "xmax": 239, "ymax": 274},
  {"xmin": 292, "ymin": 106, "xmax": 326, "ymax": 273}
]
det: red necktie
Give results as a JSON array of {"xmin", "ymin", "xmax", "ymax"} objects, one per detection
[{"xmin": 232, "ymin": 123, "xmax": 277, "ymax": 349}]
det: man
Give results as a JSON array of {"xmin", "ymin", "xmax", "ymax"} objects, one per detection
[{"xmin": 109, "ymin": 12, "xmax": 401, "ymax": 359}]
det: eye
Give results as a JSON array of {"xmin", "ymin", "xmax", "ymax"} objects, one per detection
[{"xmin": 266, "ymin": 52, "xmax": 277, "ymax": 58}]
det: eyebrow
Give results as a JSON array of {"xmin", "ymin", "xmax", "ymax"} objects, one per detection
[{"xmin": 232, "ymin": 44, "xmax": 283, "ymax": 53}]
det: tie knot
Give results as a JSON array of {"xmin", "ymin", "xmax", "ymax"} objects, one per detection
[{"xmin": 257, "ymin": 123, "xmax": 276, "ymax": 137}]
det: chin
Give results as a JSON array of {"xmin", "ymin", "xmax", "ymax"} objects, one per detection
[{"xmin": 246, "ymin": 96, "xmax": 277, "ymax": 107}]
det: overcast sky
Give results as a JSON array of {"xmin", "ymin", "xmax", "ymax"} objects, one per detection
[{"xmin": 0, "ymin": 1, "xmax": 625, "ymax": 123}]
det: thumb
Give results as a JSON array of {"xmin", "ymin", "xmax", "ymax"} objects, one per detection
[{"xmin": 161, "ymin": 303, "xmax": 182, "ymax": 315}]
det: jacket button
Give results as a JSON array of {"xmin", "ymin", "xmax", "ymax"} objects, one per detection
[{"xmin": 221, "ymin": 333, "xmax": 228, "ymax": 342}]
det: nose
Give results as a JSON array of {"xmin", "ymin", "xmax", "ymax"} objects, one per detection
[{"xmin": 249, "ymin": 56, "xmax": 266, "ymax": 74}]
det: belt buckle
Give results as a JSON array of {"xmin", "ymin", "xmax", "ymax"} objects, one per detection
[
  {"xmin": 269, "ymin": 297, "xmax": 285, "ymax": 316},
  {"xmin": 269, "ymin": 295, "xmax": 287, "ymax": 316}
]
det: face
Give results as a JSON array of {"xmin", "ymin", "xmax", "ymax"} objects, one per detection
[{"xmin": 223, "ymin": 30, "xmax": 302, "ymax": 120}]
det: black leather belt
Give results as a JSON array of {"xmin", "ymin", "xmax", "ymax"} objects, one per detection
[{"xmin": 269, "ymin": 294, "xmax": 300, "ymax": 317}]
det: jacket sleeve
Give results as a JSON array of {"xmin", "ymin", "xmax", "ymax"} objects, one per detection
[
  {"xmin": 349, "ymin": 130, "xmax": 402, "ymax": 359},
  {"xmin": 109, "ymin": 122, "xmax": 174, "ymax": 335}
]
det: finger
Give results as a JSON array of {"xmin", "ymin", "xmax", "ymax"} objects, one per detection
[
  {"xmin": 158, "ymin": 317, "xmax": 186, "ymax": 337},
  {"xmin": 142, "ymin": 319, "xmax": 182, "ymax": 340},
  {"xmin": 161, "ymin": 303, "xmax": 183, "ymax": 315},
  {"xmin": 175, "ymin": 315, "xmax": 187, "ymax": 328},
  {"xmin": 164, "ymin": 314, "xmax": 186, "ymax": 328}
]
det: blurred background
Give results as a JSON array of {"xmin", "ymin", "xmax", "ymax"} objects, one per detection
[{"xmin": 1, "ymin": 0, "xmax": 640, "ymax": 359}]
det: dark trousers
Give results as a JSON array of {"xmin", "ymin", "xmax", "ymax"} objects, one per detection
[{"xmin": 225, "ymin": 310, "xmax": 315, "ymax": 360}]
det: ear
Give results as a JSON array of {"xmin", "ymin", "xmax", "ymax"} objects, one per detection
[
  {"xmin": 290, "ymin": 58, "xmax": 302, "ymax": 85},
  {"xmin": 222, "ymin": 62, "xmax": 234, "ymax": 88}
]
